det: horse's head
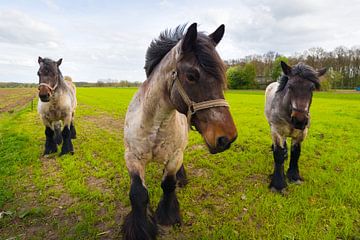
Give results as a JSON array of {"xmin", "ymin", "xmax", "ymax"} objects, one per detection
[
  {"xmin": 278, "ymin": 61, "xmax": 326, "ymax": 130},
  {"xmin": 37, "ymin": 57, "xmax": 62, "ymax": 102},
  {"xmin": 170, "ymin": 23, "xmax": 237, "ymax": 154}
]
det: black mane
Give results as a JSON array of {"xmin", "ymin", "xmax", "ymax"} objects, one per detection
[
  {"xmin": 144, "ymin": 24, "xmax": 225, "ymax": 83},
  {"xmin": 277, "ymin": 62, "xmax": 320, "ymax": 92}
]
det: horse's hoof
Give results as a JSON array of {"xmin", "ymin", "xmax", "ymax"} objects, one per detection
[
  {"xmin": 44, "ymin": 149, "xmax": 57, "ymax": 155},
  {"xmin": 122, "ymin": 210, "xmax": 158, "ymax": 240},
  {"xmin": 286, "ymin": 171, "xmax": 304, "ymax": 184},
  {"xmin": 270, "ymin": 186, "xmax": 287, "ymax": 195},
  {"xmin": 155, "ymin": 193, "xmax": 182, "ymax": 226},
  {"xmin": 59, "ymin": 151, "xmax": 74, "ymax": 156},
  {"xmin": 269, "ymin": 180, "xmax": 287, "ymax": 193}
]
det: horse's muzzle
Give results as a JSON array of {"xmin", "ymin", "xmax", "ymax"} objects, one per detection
[
  {"xmin": 39, "ymin": 93, "xmax": 50, "ymax": 102},
  {"xmin": 208, "ymin": 135, "xmax": 237, "ymax": 154},
  {"xmin": 291, "ymin": 116, "xmax": 308, "ymax": 130}
]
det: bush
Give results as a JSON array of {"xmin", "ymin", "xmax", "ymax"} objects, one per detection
[{"xmin": 226, "ymin": 63, "xmax": 257, "ymax": 89}]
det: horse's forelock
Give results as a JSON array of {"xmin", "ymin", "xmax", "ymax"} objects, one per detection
[{"xmin": 292, "ymin": 63, "xmax": 321, "ymax": 89}]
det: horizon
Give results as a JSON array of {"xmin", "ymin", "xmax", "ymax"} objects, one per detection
[{"xmin": 1, "ymin": 0, "xmax": 360, "ymax": 83}]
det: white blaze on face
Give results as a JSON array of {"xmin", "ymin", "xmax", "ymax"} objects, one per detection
[{"xmin": 291, "ymin": 99, "xmax": 309, "ymax": 112}]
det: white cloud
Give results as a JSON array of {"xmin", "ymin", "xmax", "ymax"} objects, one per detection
[
  {"xmin": 0, "ymin": 1, "xmax": 360, "ymax": 83},
  {"xmin": 0, "ymin": 9, "xmax": 59, "ymax": 47}
]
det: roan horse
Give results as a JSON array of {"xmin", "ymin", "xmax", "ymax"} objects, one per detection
[
  {"xmin": 37, "ymin": 57, "xmax": 77, "ymax": 156},
  {"xmin": 265, "ymin": 61, "xmax": 326, "ymax": 192},
  {"xmin": 122, "ymin": 23, "xmax": 237, "ymax": 239}
]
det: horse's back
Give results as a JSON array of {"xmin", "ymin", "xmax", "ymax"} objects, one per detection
[{"xmin": 265, "ymin": 82, "xmax": 279, "ymax": 122}]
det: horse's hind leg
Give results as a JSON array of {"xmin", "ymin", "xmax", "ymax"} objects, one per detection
[
  {"xmin": 122, "ymin": 154, "xmax": 157, "ymax": 240},
  {"xmin": 176, "ymin": 164, "xmax": 188, "ymax": 188},
  {"xmin": 70, "ymin": 121, "xmax": 76, "ymax": 139},
  {"xmin": 44, "ymin": 126, "xmax": 57, "ymax": 155},
  {"xmin": 287, "ymin": 141, "xmax": 303, "ymax": 183},
  {"xmin": 156, "ymin": 159, "xmax": 182, "ymax": 226}
]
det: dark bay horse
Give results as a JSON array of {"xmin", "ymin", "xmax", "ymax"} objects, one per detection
[
  {"xmin": 122, "ymin": 23, "xmax": 237, "ymax": 239},
  {"xmin": 37, "ymin": 57, "xmax": 77, "ymax": 156},
  {"xmin": 265, "ymin": 61, "xmax": 326, "ymax": 192}
]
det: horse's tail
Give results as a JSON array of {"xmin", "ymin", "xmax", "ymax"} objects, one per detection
[
  {"xmin": 64, "ymin": 75, "xmax": 77, "ymax": 108},
  {"xmin": 54, "ymin": 121, "xmax": 62, "ymax": 145}
]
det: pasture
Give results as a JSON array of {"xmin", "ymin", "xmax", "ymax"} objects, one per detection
[{"xmin": 0, "ymin": 88, "xmax": 359, "ymax": 239}]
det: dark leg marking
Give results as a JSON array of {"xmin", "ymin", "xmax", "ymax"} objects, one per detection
[
  {"xmin": 122, "ymin": 174, "xmax": 157, "ymax": 240},
  {"xmin": 44, "ymin": 127, "xmax": 57, "ymax": 155},
  {"xmin": 70, "ymin": 121, "xmax": 76, "ymax": 139},
  {"xmin": 54, "ymin": 124, "xmax": 62, "ymax": 145},
  {"xmin": 176, "ymin": 164, "xmax": 188, "ymax": 188},
  {"xmin": 270, "ymin": 142, "xmax": 288, "ymax": 192},
  {"xmin": 60, "ymin": 125, "xmax": 74, "ymax": 156},
  {"xmin": 155, "ymin": 175, "xmax": 181, "ymax": 226},
  {"xmin": 287, "ymin": 143, "xmax": 304, "ymax": 183}
]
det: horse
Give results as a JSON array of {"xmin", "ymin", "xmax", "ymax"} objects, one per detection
[
  {"xmin": 265, "ymin": 61, "xmax": 326, "ymax": 192},
  {"xmin": 37, "ymin": 57, "xmax": 77, "ymax": 156},
  {"xmin": 122, "ymin": 23, "xmax": 237, "ymax": 239}
]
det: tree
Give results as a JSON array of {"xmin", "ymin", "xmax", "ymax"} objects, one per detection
[
  {"xmin": 226, "ymin": 63, "xmax": 256, "ymax": 89},
  {"xmin": 271, "ymin": 56, "xmax": 289, "ymax": 81},
  {"xmin": 227, "ymin": 66, "xmax": 242, "ymax": 89}
]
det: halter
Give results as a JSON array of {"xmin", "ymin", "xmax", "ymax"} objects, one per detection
[
  {"xmin": 38, "ymin": 76, "xmax": 59, "ymax": 93},
  {"xmin": 170, "ymin": 71, "xmax": 229, "ymax": 130}
]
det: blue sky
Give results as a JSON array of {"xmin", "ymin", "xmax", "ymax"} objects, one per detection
[{"xmin": 1, "ymin": 0, "xmax": 360, "ymax": 83}]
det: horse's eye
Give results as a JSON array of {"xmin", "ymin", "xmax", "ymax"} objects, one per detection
[{"xmin": 186, "ymin": 71, "xmax": 200, "ymax": 82}]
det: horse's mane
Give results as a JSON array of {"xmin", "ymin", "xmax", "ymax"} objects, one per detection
[
  {"xmin": 277, "ymin": 62, "xmax": 320, "ymax": 92},
  {"xmin": 144, "ymin": 24, "xmax": 226, "ymax": 84}
]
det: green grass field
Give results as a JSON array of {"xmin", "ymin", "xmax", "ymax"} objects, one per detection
[{"xmin": 0, "ymin": 88, "xmax": 359, "ymax": 239}]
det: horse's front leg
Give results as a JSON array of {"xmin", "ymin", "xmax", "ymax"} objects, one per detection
[
  {"xmin": 60, "ymin": 115, "xmax": 74, "ymax": 156},
  {"xmin": 156, "ymin": 156, "xmax": 182, "ymax": 226},
  {"xmin": 270, "ymin": 139, "xmax": 288, "ymax": 192},
  {"xmin": 122, "ymin": 153, "xmax": 157, "ymax": 240},
  {"xmin": 176, "ymin": 164, "xmax": 188, "ymax": 188},
  {"xmin": 287, "ymin": 141, "xmax": 304, "ymax": 183},
  {"xmin": 44, "ymin": 126, "xmax": 57, "ymax": 155}
]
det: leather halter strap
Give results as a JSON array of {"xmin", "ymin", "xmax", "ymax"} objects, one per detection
[{"xmin": 170, "ymin": 71, "xmax": 229, "ymax": 130}]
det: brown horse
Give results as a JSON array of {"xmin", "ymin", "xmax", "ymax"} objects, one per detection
[
  {"xmin": 122, "ymin": 23, "xmax": 237, "ymax": 239},
  {"xmin": 265, "ymin": 61, "xmax": 326, "ymax": 192},
  {"xmin": 37, "ymin": 57, "xmax": 77, "ymax": 156}
]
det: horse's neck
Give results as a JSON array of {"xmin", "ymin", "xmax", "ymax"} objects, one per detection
[
  {"xmin": 274, "ymin": 91, "xmax": 291, "ymax": 121},
  {"xmin": 141, "ymin": 45, "xmax": 179, "ymax": 127}
]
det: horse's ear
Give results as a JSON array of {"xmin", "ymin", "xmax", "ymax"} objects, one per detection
[
  {"xmin": 182, "ymin": 23, "xmax": 197, "ymax": 52},
  {"xmin": 57, "ymin": 58, "xmax": 63, "ymax": 66},
  {"xmin": 317, "ymin": 67, "xmax": 327, "ymax": 77},
  {"xmin": 281, "ymin": 61, "xmax": 292, "ymax": 75},
  {"xmin": 38, "ymin": 56, "xmax": 43, "ymax": 64},
  {"xmin": 209, "ymin": 24, "xmax": 225, "ymax": 46}
]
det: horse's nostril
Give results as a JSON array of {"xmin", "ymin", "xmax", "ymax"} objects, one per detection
[{"xmin": 217, "ymin": 136, "xmax": 230, "ymax": 149}]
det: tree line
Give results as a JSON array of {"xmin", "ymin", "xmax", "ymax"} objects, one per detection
[
  {"xmin": 0, "ymin": 79, "xmax": 141, "ymax": 88},
  {"xmin": 225, "ymin": 46, "xmax": 360, "ymax": 90}
]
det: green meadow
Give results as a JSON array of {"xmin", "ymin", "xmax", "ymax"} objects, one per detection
[{"xmin": 0, "ymin": 88, "xmax": 359, "ymax": 239}]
